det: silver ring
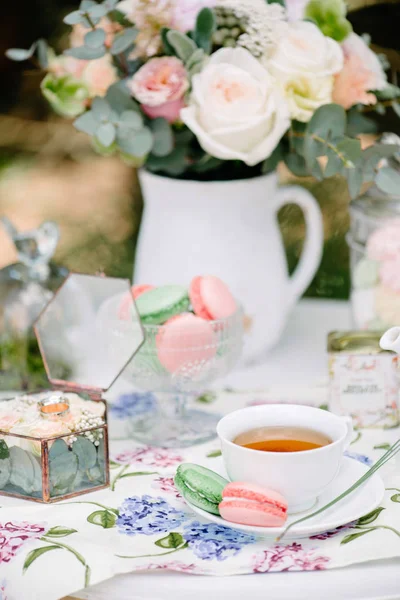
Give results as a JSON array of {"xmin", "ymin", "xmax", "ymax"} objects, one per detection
[{"xmin": 38, "ymin": 394, "xmax": 70, "ymax": 418}]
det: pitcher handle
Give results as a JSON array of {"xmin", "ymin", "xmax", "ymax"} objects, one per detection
[{"xmin": 273, "ymin": 185, "xmax": 324, "ymax": 307}]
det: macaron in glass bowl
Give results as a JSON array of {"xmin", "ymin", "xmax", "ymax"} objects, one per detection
[{"xmin": 123, "ymin": 277, "xmax": 244, "ymax": 448}]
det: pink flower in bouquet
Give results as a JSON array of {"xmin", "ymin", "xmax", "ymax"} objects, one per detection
[
  {"xmin": 70, "ymin": 18, "xmax": 122, "ymax": 49},
  {"xmin": 128, "ymin": 57, "xmax": 189, "ymax": 123},
  {"xmin": 81, "ymin": 55, "xmax": 118, "ymax": 97},
  {"xmin": 170, "ymin": 0, "xmax": 216, "ymax": 32},
  {"xmin": 48, "ymin": 54, "xmax": 87, "ymax": 80},
  {"xmin": 333, "ymin": 33, "xmax": 387, "ymax": 109},
  {"xmin": 0, "ymin": 414, "xmax": 21, "ymax": 433}
]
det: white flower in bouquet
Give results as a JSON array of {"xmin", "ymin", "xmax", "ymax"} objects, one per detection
[
  {"xmin": 214, "ymin": 0, "xmax": 288, "ymax": 57},
  {"xmin": 267, "ymin": 20, "xmax": 343, "ymax": 121},
  {"xmin": 333, "ymin": 33, "xmax": 387, "ymax": 109},
  {"xmin": 181, "ymin": 47, "xmax": 290, "ymax": 166},
  {"xmin": 268, "ymin": 21, "xmax": 343, "ymax": 78}
]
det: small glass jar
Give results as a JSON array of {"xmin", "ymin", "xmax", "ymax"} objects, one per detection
[{"xmin": 347, "ymin": 136, "xmax": 400, "ymax": 331}]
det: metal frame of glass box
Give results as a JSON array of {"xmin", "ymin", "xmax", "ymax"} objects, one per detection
[{"xmin": 0, "ymin": 273, "xmax": 144, "ymax": 503}]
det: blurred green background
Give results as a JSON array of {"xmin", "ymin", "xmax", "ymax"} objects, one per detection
[{"xmin": 0, "ymin": 0, "xmax": 400, "ymax": 300}]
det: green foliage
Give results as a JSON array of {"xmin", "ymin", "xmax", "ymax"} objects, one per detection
[
  {"xmin": 0, "ymin": 444, "xmax": 11, "ymax": 488},
  {"xmin": 149, "ymin": 118, "xmax": 174, "ymax": 157},
  {"xmin": 41, "ymin": 73, "xmax": 89, "ymax": 118},
  {"xmin": 0, "ymin": 440, "xmax": 10, "ymax": 460},
  {"xmin": 374, "ymin": 83, "xmax": 400, "ymax": 101},
  {"xmin": 23, "ymin": 546, "xmax": 61, "ymax": 572},
  {"xmin": 6, "ymin": 39, "xmax": 48, "ymax": 68},
  {"xmin": 49, "ymin": 441, "xmax": 79, "ymax": 495},
  {"xmin": 63, "ymin": 0, "xmax": 107, "ymax": 27},
  {"xmin": 166, "ymin": 30, "xmax": 198, "ymax": 63},
  {"xmin": 85, "ymin": 29, "xmax": 106, "ymax": 48},
  {"xmin": 65, "ymin": 45, "xmax": 106, "ymax": 60},
  {"xmin": 356, "ymin": 506, "xmax": 385, "ymax": 526},
  {"xmin": 193, "ymin": 8, "xmax": 217, "ymax": 53},
  {"xmin": 110, "ymin": 28, "xmax": 138, "ymax": 55},
  {"xmin": 375, "ymin": 167, "xmax": 400, "ymax": 196},
  {"xmin": 155, "ymin": 532, "xmax": 185, "ymax": 549},
  {"xmin": 262, "ymin": 144, "xmax": 283, "ymax": 174},
  {"xmin": 72, "ymin": 436, "xmax": 97, "ymax": 471},
  {"xmin": 46, "ymin": 526, "xmax": 77, "ymax": 537},
  {"xmin": 9, "ymin": 446, "xmax": 42, "ymax": 494},
  {"xmin": 87, "ymin": 509, "xmax": 117, "ymax": 528},
  {"xmin": 305, "ymin": 0, "xmax": 352, "ymax": 42}
]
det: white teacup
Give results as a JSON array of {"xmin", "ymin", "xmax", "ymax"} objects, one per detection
[{"xmin": 217, "ymin": 404, "xmax": 353, "ymax": 513}]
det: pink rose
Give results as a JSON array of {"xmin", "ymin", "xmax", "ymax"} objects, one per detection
[
  {"xmin": 0, "ymin": 414, "xmax": 21, "ymax": 433},
  {"xmin": 128, "ymin": 57, "xmax": 188, "ymax": 123},
  {"xmin": 333, "ymin": 33, "xmax": 387, "ymax": 110},
  {"xmin": 48, "ymin": 53, "xmax": 87, "ymax": 80},
  {"xmin": 81, "ymin": 55, "xmax": 118, "ymax": 97},
  {"xmin": 170, "ymin": 0, "xmax": 216, "ymax": 32}
]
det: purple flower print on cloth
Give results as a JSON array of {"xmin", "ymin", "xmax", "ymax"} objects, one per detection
[
  {"xmin": 151, "ymin": 476, "xmax": 182, "ymax": 499},
  {"xmin": 113, "ymin": 446, "xmax": 184, "ymax": 468},
  {"xmin": 136, "ymin": 561, "xmax": 201, "ymax": 574},
  {"xmin": 117, "ymin": 495, "xmax": 187, "ymax": 536},
  {"xmin": 344, "ymin": 451, "xmax": 373, "ymax": 466},
  {"xmin": 253, "ymin": 543, "xmax": 330, "ymax": 572},
  {"xmin": 110, "ymin": 392, "xmax": 157, "ymax": 419},
  {"xmin": 310, "ymin": 522, "xmax": 357, "ymax": 541},
  {"xmin": 0, "ymin": 522, "xmax": 46, "ymax": 564},
  {"xmin": 182, "ymin": 522, "xmax": 256, "ymax": 561}
]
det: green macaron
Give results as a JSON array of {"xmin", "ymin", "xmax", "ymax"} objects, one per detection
[
  {"xmin": 174, "ymin": 463, "xmax": 229, "ymax": 515},
  {"xmin": 136, "ymin": 285, "xmax": 190, "ymax": 325}
]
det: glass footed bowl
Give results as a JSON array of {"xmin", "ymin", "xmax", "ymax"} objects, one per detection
[{"xmin": 124, "ymin": 307, "xmax": 244, "ymax": 448}]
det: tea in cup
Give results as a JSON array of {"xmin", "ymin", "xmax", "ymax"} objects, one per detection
[{"xmin": 217, "ymin": 404, "xmax": 353, "ymax": 513}]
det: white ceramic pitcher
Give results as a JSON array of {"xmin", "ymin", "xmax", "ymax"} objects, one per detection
[{"xmin": 134, "ymin": 170, "xmax": 324, "ymax": 362}]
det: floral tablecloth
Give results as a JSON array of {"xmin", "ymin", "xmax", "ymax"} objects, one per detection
[{"xmin": 1, "ymin": 386, "xmax": 400, "ymax": 600}]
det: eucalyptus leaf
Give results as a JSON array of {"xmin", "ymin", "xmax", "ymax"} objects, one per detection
[
  {"xmin": 72, "ymin": 436, "xmax": 97, "ymax": 471},
  {"xmin": 186, "ymin": 48, "xmax": 206, "ymax": 71},
  {"xmin": 155, "ymin": 532, "xmax": 184, "ymax": 549},
  {"xmin": 87, "ymin": 464, "xmax": 105, "ymax": 483},
  {"xmin": 6, "ymin": 43, "xmax": 36, "ymax": 61},
  {"xmin": 324, "ymin": 149, "xmax": 343, "ymax": 178},
  {"xmin": 284, "ymin": 152, "xmax": 309, "ymax": 177},
  {"xmin": 117, "ymin": 127, "xmax": 153, "ymax": 157},
  {"xmin": 74, "ymin": 111, "xmax": 98, "ymax": 135},
  {"xmin": 147, "ymin": 146, "xmax": 187, "ymax": 175},
  {"xmin": 166, "ymin": 30, "xmax": 197, "ymax": 63},
  {"xmin": 87, "ymin": 4, "xmax": 108, "ymax": 18},
  {"xmin": 375, "ymin": 83, "xmax": 400, "ymax": 101},
  {"xmin": 65, "ymin": 45, "xmax": 106, "ymax": 60},
  {"xmin": 119, "ymin": 110, "xmax": 143, "ymax": 130},
  {"xmin": 304, "ymin": 104, "xmax": 346, "ymax": 170},
  {"xmin": 0, "ymin": 455, "xmax": 11, "ymax": 488},
  {"xmin": 49, "ymin": 439, "xmax": 69, "ymax": 458},
  {"xmin": 36, "ymin": 39, "xmax": 48, "ymax": 68},
  {"xmin": 346, "ymin": 166, "xmax": 363, "ymax": 199},
  {"xmin": 375, "ymin": 167, "xmax": 400, "ymax": 196},
  {"xmin": 106, "ymin": 81, "xmax": 138, "ymax": 113},
  {"xmin": 96, "ymin": 122, "xmax": 116, "ymax": 147},
  {"xmin": 194, "ymin": 7, "xmax": 216, "ymax": 53},
  {"xmin": 336, "ymin": 137, "xmax": 362, "ymax": 165},
  {"xmin": 346, "ymin": 107, "xmax": 378, "ymax": 137},
  {"xmin": 80, "ymin": 0, "xmax": 97, "ymax": 10},
  {"xmin": 49, "ymin": 446, "xmax": 79, "ymax": 495},
  {"xmin": 85, "ymin": 28, "xmax": 106, "ymax": 48},
  {"xmin": 9, "ymin": 447, "xmax": 42, "ymax": 494},
  {"xmin": 63, "ymin": 10, "xmax": 85, "ymax": 25},
  {"xmin": 149, "ymin": 118, "xmax": 174, "ymax": 157},
  {"xmin": 91, "ymin": 97, "xmax": 111, "ymax": 121},
  {"xmin": 97, "ymin": 438, "xmax": 105, "ymax": 470},
  {"xmin": 110, "ymin": 28, "xmax": 138, "ymax": 55}
]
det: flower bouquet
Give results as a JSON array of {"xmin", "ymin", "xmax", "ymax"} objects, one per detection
[{"xmin": 6, "ymin": 0, "xmax": 400, "ymax": 195}]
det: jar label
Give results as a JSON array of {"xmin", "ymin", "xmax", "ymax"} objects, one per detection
[{"xmin": 329, "ymin": 354, "xmax": 399, "ymax": 428}]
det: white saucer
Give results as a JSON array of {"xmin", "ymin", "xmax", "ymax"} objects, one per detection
[{"xmin": 184, "ymin": 456, "xmax": 384, "ymax": 539}]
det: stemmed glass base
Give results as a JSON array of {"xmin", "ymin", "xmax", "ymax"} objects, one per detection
[{"xmin": 128, "ymin": 393, "xmax": 220, "ymax": 448}]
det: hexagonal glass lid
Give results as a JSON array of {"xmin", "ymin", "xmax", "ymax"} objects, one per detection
[{"xmin": 34, "ymin": 273, "xmax": 144, "ymax": 392}]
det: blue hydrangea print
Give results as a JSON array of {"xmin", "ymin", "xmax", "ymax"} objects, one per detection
[
  {"xmin": 110, "ymin": 392, "xmax": 157, "ymax": 419},
  {"xmin": 344, "ymin": 451, "xmax": 373, "ymax": 466},
  {"xmin": 117, "ymin": 495, "xmax": 187, "ymax": 536},
  {"xmin": 182, "ymin": 522, "xmax": 256, "ymax": 561}
]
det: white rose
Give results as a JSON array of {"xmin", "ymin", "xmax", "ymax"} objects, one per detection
[
  {"xmin": 180, "ymin": 48, "xmax": 290, "ymax": 166},
  {"xmin": 279, "ymin": 74, "xmax": 334, "ymax": 122},
  {"xmin": 269, "ymin": 21, "xmax": 343, "ymax": 78}
]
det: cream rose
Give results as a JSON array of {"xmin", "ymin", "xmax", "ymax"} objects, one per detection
[
  {"xmin": 268, "ymin": 21, "xmax": 343, "ymax": 78},
  {"xmin": 279, "ymin": 74, "xmax": 334, "ymax": 122},
  {"xmin": 181, "ymin": 47, "xmax": 290, "ymax": 166}
]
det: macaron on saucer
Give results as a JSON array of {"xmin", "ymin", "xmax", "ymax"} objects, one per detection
[{"xmin": 179, "ymin": 457, "xmax": 384, "ymax": 539}]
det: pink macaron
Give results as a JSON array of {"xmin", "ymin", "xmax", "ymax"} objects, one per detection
[
  {"xmin": 156, "ymin": 312, "xmax": 217, "ymax": 373},
  {"xmin": 189, "ymin": 276, "xmax": 237, "ymax": 320},
  {"xmin": 118, "ymin": 284, "xmax": 154, "ymax": 320},
  {"xmin": 219, "ymin": 482, "xmax": 288, "ymax": 527}
]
